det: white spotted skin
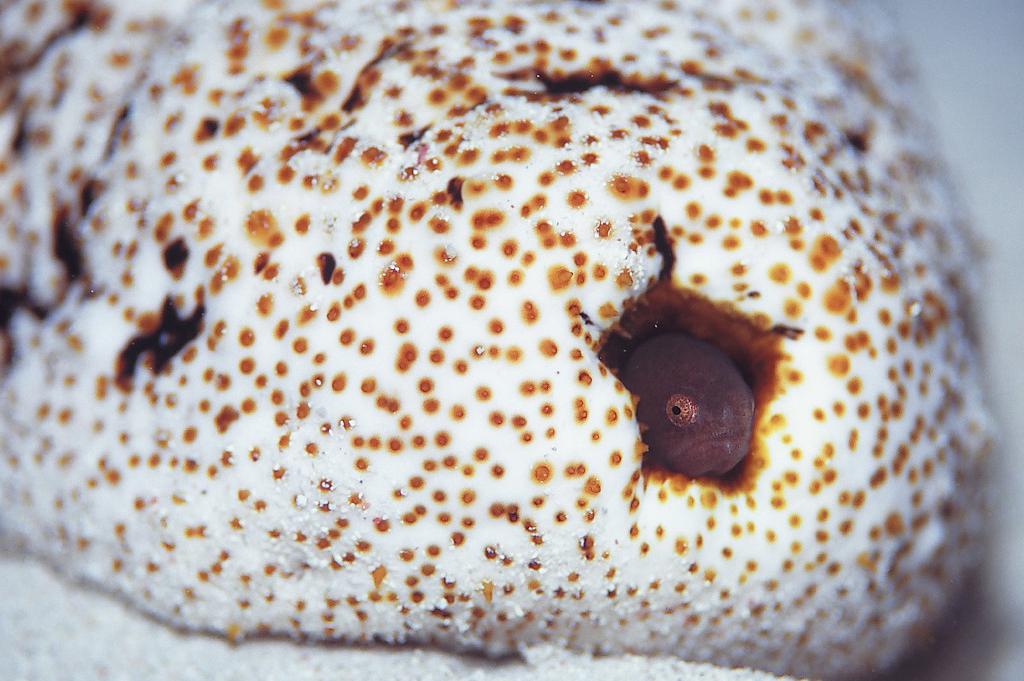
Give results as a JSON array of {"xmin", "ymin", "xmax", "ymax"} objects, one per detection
[{"xmin": 0, "ymin": 1, "xmax": 992, "ymax": 679}]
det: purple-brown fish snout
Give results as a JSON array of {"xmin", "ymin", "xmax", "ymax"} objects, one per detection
[{"xmin": 622, "ymin": 333, "xmax": 754, "ymax": 477}]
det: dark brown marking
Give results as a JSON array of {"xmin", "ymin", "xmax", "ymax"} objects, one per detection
[
  {"xmin": 253, "ymin": 252, "xmax": 270, "ymax": 275},
  {"xmin": 11, "ymin": 108, "xmax": 29, "ymax": 155},
  {"xmin": 540, "ymin": 69, "xmax": 676, "ymax": 96},
  {"xmin": 196, "ymin": 117, "xmax": 220, "ymax": 141},
  {"xmin": 293, "ymin": 127, "xmax": 320, "ymax": 147},
  {"xmin": 80, "ymin": 178, "xmax": 100, "ymax": 217},
  {"xmin": 500, "ymin": 68, "xmax": 677, "ymax": 98},
  {"xmin": 0, "ymin": 287, "xmax": 49, "ymax": 363},
  {"xmin": 446, "ymin": 177, "xmax": 464, "ymax": 208},
  {"xmin": 844, "ymin": 128, "xmax": 870, "ymax": 153},
  {"xmin": 342, "ymin": 40, "xmax": 410, "ymax": 114},
  {"xmin": 340, "ymin": 82, "xmax": 364, "ymax": 113},
  {"xmin": 771, "ymin": 324, "xmax": 805, "ymax": 340},
  {"xmin": 398, "ymin": 125, "xmax": 431, "ymax": 149},
  {"xmin": 283, "ymin": 66, "xmax": 315, "ymax": 97},
  {"xmin": 53, "ymin": 205, "xmax": 83, "ymax": 282},
  {"xmin": 317, "ymin": 252, "xmax": 336, "ymax": 285},
  {"xmin": 163, "ymin": 238, "xmax": 189, "ymax": 277},
  {"xmin": 651, "ymin": 215, "xmax": 674, "ymax": 281},
  {"xmin": 115, "ymin": 296, "xmax": 206, "ymax": 390},
  {"xmin": 103, "ymin": 104, "xmax": 130, "ymax": 160},
  {"xmin": 0, "ymin": 289, "xmax": 20, "ymax": 332},
  {"xmin": 0, "ymin": 4, "xmax": 93, "ymax": 82}
]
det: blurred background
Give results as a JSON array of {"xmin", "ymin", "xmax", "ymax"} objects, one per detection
[{"xmin": 887, "ymin": 1, "xmax": 1024, "ymax": 680}]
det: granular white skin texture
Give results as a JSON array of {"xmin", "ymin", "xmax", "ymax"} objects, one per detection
[
  {"xmin": 0, "ymin": 554, "xmax": 798, "ymax": 681},
  {"xmin": 0, "ymin": 1, "xmax": 992, "ymax": 680}
]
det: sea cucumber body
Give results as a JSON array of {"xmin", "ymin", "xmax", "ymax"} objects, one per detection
[{"xmin": 0, "ymin": 2, "xmax": 991, "ymax": 678}]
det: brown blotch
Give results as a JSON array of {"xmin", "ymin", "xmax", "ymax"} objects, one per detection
[
  {"xmin": 102, "ymin": 104, "xmax": 131, "ymax": 160},
  {"xmin": 446, "ymin": 177, "xmax": 464, "ymax": 208},
  {"xmin": 282, "ymin": 128, "xmax": 325, "ymax": 160},
  {"xmin": 771, "ymin": 325, "xmax": 804, "ymax": 340},
  {"xmin": 283, "ymin": 65, "xmax": 324, "ymax": 110},
  {"xmin": 80, "ymin": 178, "xmax": 100, "ymax": 217},
  {"xmin": 0, "ymin": 290, "xmax": 21, "ymax": 342},
  {"xmin": 844, "ymin": 128, "xmax": 871, "ymax": 153},
  {"xmin": 651, "ymin": 216, "xmax": 674, "ymax": 281},
  {"xmin": 317, "ymin": 252, "xmax": 336, "ymax": 285},
  {"xmin": 195, "ymin": 117, "xmax": 220, "ymax": 142},
  {"xmin": 398, "ymin": 126, "xmax": 431, "ymax": 149},
  {"xmin": 163, "ymin": 238, "xmax": 190, "ymax": 279},
  {"xmin": 115, "ymin": 296, "xmax": 206, "ymax": 390},
  {"xmin": 502, "ymin": 67, "xmax": 677, "ymax": 98},
  {"xmin": 11, "ymin": 108, "xmax": 29, "ymax": 156},
  {"xmin": 253, "ymin": 252, "xmax": 270, "ymax": 275},
  {"xmin": 0, "ymin": 288, "xmax": 47, "ymax": 366},
  {"xmin": 342, "ymin": 40, "xmax": 409, "ymax": 114},
  {"xmin": 4, "ymin": 4, "xmax": 98, "ymax": 90},
  {"xmin": 53, "ymin": 205, "xmax": 83, "ymax": 283}
]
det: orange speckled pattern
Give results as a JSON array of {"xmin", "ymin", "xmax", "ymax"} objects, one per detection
[{"xmin": 0, "ymin": 1, "xmax": 993, "ymax": 679}]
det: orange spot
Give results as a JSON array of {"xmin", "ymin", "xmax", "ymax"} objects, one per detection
[
  {"xmin": 379, "ymin": 263, "xmax": 405, "ymax": 295},
  {"xmin": 823, "ymin": 280, "xmax": 852, "ymax": 314},
  {"xmin": 607, "ymin": 174, "xmax": 649, "ymax": 201},
  {"xmin": 809, "ymin": 234, "xmax": 842, "ymax": 272},
  {"xmin": 265, "ymin": 25, "xmax": 289, "ymax": 49},
  {"xmin": 884, "ymin": 513, "xmax": 905, "ymax": 536},
  {"xmin": 246, "ymin": 210, "xmax": 284, "ymax": 248},
  {"xmin": 768, "ymin": 263, "xmax": 790, "ymax": 284},
  {"xmin": 827, "ymin": 354, "xmax": 850, "ymax": 377},
  {"xmin": 314, "ymin": 70, "xmax": 339, "ymax": 94},
  {"xmin": 471, "ymin": 209, "xmax": 505, "ymax": 230},
  {"xmin": 548, "ymin": 266, "xmax": 574, "ymax": 291},
  {"xmin": 214, "ymin": 406, "xmax": 239, "ymax": 434},
  {"xmin": 567, "ymin": 190, "xmax": 588, "ymax": 209}
]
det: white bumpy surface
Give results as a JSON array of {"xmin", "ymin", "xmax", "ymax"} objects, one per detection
[{"xmin": 0, "ymin": 553, "xmax": 797, "ymax": 681}]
